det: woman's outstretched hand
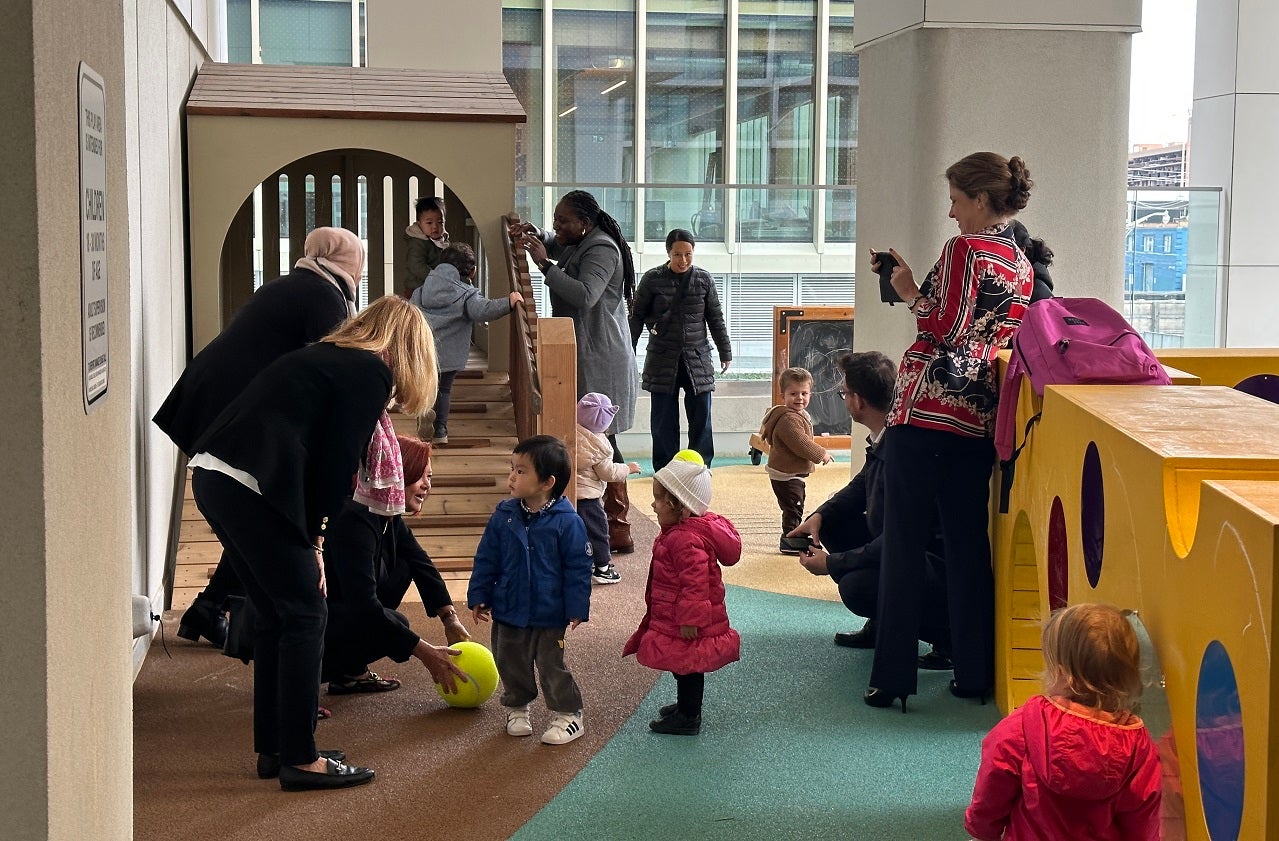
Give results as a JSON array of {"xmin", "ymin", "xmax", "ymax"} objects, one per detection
[
  {"xmin": 521, "ymin": 233, "xmax": 548, "ymax": 265},
  {"xmin": 415, "ymin": 640, "xmax": 466, "ymax": 694}
]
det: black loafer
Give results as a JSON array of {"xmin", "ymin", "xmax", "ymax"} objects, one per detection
[
  {"xmin": 278, "ymin": 757, "xmax": 374, "ymax": 791},
  {"xmin": 834, "ymin": 623, "xmax": 876, "ymax": 649},
  {"xmin": 257, "ymin": 749, "xmax": 346, "ymax": 779}
]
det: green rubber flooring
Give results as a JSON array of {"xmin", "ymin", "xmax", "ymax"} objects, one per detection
[{"xmin": 513, "ymin": 585, "xmax": 1001, "ymax": 841}]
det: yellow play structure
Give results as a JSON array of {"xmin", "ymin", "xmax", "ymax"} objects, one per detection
[{"xmin": 993, "ymin": 349, "xmax": 1279, "ymax": 841}]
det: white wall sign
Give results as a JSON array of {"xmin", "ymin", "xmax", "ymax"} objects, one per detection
[{"xmin": 79, "ymin": 62, "xmax": 108, "ymax": 412}]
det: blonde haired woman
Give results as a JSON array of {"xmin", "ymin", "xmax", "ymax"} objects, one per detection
[{"xmin": 189, "ymin": 296, "xmax": 464, "ymax": 791}]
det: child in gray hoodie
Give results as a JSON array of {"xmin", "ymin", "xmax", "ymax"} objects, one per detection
[{"xmin": 411, "ymin": 244, "xmax": 523, "ymax": 443}]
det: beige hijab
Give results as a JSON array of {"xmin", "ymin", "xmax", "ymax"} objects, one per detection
[{"xmin": 295, "ymin": 226, "xmax": 363, "ymax": 315}]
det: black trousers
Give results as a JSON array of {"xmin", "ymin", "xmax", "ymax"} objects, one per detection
[
  {"xmin": 870, "ymin": 425, "xmax": 995, "ymax": 696},
  {"xmin": 192, "ymin": 468, "xmax": 326, "ymax": 766},
  {"xmin": 649, "ymin": 361, "xmax": 714, "ymax": 471},
  {"xmin": 577, "ymin": 496, "xmax": 610, "ymax": 569}
]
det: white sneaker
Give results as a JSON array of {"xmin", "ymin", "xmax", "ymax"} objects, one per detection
[
  {"xmin": 540, "ymin": 712, "xmax": 584, "ymax": 745},
  {"xmin": 506, "ymin": 706, "xmax": 533, "ymax": 737}
]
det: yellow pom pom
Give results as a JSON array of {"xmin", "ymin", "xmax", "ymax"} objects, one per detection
[
  {"xmin": 434, "ymin": 640, "xmax": 500, "ymax": 708},
  {"xmin": 672, "ymin": 449, "xmax": 705, "ymax": 466}
]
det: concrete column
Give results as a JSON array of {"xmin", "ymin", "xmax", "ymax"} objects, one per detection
[
  {"xmin": 1189, "ymin": 0, "xmax": 1279, "ymax": 346},
  {"xmin": 0, "ymin": 1, "xmax": 134, "ymax": 838},
  {"xmin": 853, "ymin": 0, "xmax": 1140, "ymax": 359}
]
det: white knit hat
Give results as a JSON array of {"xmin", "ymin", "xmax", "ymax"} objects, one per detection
[{"xmin": 654, "ymin": 459, "xmax": 712, "ymax": 516}]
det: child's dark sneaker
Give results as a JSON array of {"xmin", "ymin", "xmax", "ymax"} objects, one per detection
[
  {"xmin": 591, "ymin": 564, "xmax": 622, "ymax": 584},
  {"xmin": 649, "ymin": 710, "xmax": 701, "ymax": 736},
  {"xmin": 658, "ymin": 702, "xmax": 679, "ymax": 719}
]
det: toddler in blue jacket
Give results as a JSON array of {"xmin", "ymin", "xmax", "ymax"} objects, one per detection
[{"xmin": 468, "ymin": 435, "xmax": 593, "ymax": 745}]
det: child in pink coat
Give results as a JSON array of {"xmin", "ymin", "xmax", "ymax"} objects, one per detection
[
  {"xmin": 965, "ymin": 603, "xmax": 1161, "ymax": 840},
  {"xmin": 623, "ymin": 455, "xmax": 741, "ymax": 735}
]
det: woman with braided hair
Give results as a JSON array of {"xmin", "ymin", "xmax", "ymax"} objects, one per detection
[{"xmin": 510, "ymin": 190, "xmax": 641, "ymax": 556}]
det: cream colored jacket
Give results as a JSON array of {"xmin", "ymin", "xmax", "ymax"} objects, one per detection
[{"xmin": 575, "ymin": 424, "xmax": 630, "ymax": 499}]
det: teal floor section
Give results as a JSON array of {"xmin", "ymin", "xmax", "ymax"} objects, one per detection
[{"xmin": 513, "ymin": 586, "xmax": 1001, "ymax": 841}]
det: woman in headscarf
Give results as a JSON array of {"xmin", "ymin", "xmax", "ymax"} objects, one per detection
[{"xmin": 154, "ymin": 226, "xmax": 363, "ymax": 647}]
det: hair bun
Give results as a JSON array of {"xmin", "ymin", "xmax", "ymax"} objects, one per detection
[{"xmin": 1006, "ymin": 156, "xmax": 1033, "ymax": 211}]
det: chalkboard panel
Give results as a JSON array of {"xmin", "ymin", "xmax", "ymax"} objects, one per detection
[{"xmin": 772, "ymin": 307, "xmax": 855, "ymax": 448}]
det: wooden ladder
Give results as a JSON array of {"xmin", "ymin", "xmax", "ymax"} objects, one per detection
[{"xmin": 169, "ymin": 363, "xmax": 514, "ymax": 610}]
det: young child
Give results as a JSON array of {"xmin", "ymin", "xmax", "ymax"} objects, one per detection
[
  {"xmin": 965, "ymin": 603, "xmax": 1161, "ymax": 840},
  {"xmin": 403, "ymin": 196, "xmax": 450, "ymax": 297},
  {"xmin": 574, "ymin": 392, "xmax": 641, "ymax": 585},
  {"xmin": 411, "ymin": 243, "xmax": 522, "ymax": 444},
  {"xmin": 468, "ymin": 435, "xmax": 593, "ymax": 745},
  {"xmin": 760, "ymin": 366, "xmax": 833, "ymax": 554},
  {"xmin": 623, "ymin": 454, "xmax": 742, "ymax": 736}
]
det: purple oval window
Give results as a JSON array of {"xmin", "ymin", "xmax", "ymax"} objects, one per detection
[
  {"xmin": 1080, "ymin": 443, "xmax": 1104, "ymax": 588},
  {"xmin": 1196, "ymin": 641, "xmax": 1244, "ymax": 841},
  {"xmin": 1047, "ymin": 497, "xmax": 1068, "ymax": 610},
  {"xmin": 1235, "ymin": 373, "xmax": 1279, "ymax": 405}
]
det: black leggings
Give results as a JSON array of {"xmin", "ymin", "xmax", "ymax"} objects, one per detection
[{"xmin": 674, "ymin": 672, "xmax": 705, "ymax": 717}]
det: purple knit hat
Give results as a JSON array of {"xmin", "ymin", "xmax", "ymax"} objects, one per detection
[{"xmin": 577, "ymin": 392, "xmax": 618, "ymax": 434}]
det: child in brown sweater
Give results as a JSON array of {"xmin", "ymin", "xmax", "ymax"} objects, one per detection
[{"xmin": 760, "ymin": 367, "xmax": 833, "ymax": 554}]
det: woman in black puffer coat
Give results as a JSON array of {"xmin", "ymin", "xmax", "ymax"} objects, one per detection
[{"xmin": 630, "ymin": 229, "xmax": 732, "ymax": 471}]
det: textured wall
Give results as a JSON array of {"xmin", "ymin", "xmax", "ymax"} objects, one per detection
[{"xmin": 854, "ymin": 27, "xmax": 1132, "ymax": 362}]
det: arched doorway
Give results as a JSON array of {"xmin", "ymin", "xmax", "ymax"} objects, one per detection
[{"xmin": 219, "ymin": 148, "xmax": 472, "ymax": 322}]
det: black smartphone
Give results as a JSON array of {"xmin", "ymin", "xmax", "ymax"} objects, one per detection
[
  {"xmin": 876, "ymin": 251, "xmax": 902, "ymax": 304},
  {"xmin": 781, "ymin": 534, "xmax": 813, "ymax": 553}
]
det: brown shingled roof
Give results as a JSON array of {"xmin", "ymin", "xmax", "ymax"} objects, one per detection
[{"xmin": 186, "ymin": 62, "xmax": 526, "ymax": 123}]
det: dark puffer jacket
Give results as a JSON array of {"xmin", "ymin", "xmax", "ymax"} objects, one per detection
[{"xmin": 630, "ymin": 264, "xmax": 732, "ymax": 395}]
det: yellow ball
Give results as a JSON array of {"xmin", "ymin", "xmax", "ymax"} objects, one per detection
[
  {"xmin": 672, "ymin": 449, "xmax": 705, "ymax": 466},
  {"xmin": 434, "ymin": 640, "xmax": 500, "ymax": 708}
]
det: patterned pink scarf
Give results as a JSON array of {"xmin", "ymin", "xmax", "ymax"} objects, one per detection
[{"xmin": 353, "ymin": 412, "xmax": 405, "ymax": 516}]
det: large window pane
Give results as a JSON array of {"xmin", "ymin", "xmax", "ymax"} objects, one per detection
[
  {"xmin": 826, "ymin": 2, "xmax": 857, "ymax": 241},
  {"xmin": 227, "ymin": 0, "xmax": 252, "ymax": 63},
  {"xmin": 553, "ymin": 3, "xmax": 636, "ymax": 187},
  {"xmin": 259, "ymin": 0, "xmax": 353, "ymax": 66},
  {"xmin": 504, "ymin": 3, "xmax": 544, "ymax": 211},
  {"xmin": 738, "ymin": 2, "xmax": 816, "ymax": 241},
  {"xmin": 646, "ymin": 2, "xmax": 725, "ymax": 241}
]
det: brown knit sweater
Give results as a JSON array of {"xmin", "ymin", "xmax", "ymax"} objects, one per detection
[{"xmin": 760, "ymin": 405, "xmax": 827, "ymax": 475}]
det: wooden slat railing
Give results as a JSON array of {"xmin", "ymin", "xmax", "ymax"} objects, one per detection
[{"xmin": 504, "ymin": 213, "xmax": 541, "ymax": 439}]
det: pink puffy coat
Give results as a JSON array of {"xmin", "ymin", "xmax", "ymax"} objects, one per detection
[
  {"xmin": 623, "ymin": 512, "xmax": 741, "ymax": 674},
  {"xmin": 965, "ymin": 694, "xmax": 1162, "ymax": 841}
]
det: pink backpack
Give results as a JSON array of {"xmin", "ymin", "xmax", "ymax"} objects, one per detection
[{"xmin": 995, "ymin": 297, "xmax": 1169, "ymax": 508}]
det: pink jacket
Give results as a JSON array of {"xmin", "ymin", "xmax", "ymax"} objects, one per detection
[
  {"xmin": 623, "ymin": 512, "xmax": 741, "ymax": 675},
  {"xmin": 966, "ymin": 695, "xmax": 1162, "ymax": 841}
]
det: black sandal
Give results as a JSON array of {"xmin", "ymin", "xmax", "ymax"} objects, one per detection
[{"xmin": 327, "ymin": 671, "xmax": 401, "ymax": 694}]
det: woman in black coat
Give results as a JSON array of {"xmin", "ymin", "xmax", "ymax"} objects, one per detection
[
  {"xmin": 188, "ymin": 296, "xmax": 464, "ymax": 791},
  {"xmin": 629, "ymin": 229, "xmax": 732, "ymax": 471},
  {"xmin": 322, "ymin": 435, "xmax": 469, "ymax": 694},
  {"xmin": 155, "ymin": 226, "xmax": 361, "ymax": 646}
]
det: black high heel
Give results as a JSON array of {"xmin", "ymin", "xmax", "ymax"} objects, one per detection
[
  {"xmin": 948, "ymin": 680, "xmax": 992, "ymax": 705},
  {"xmin": 863, "ymin": 687, "xmax": 908, "ymax": 713}
]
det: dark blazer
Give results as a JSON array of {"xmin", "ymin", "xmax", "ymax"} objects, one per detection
[
  {"xmin": 323, "ymin": 499, "xmax": 450, "ymax": 673},
  {"xmin": 153, "ymin": 269, "xmax": 349, "ymax": 455},
  {"xmin": 630, "ymin": 264, "xmax": 731, "ymax": 395},
  {"xmin": 815, "ymin": 437, "xmax": 885, "ymax": 579},
  {"xmin": 192, "ymin": 342, "xmax": 392, "ymax": 542}
]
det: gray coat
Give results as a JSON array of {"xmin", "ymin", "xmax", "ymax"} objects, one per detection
[
  {"xmin": 537, "ymin": 226, "xmax": 638, "ymax": 434},
  {"xmin": 630, "ymin": 263, "xmax": 731, "ymax": 395},
  {"xmin": 411, "ymin": 263, "xmax": 514, "ymax": 372}
]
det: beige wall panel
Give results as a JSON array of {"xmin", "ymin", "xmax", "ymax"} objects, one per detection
[
  {"xmin": 854, "ymin": 27, "xmax": 1130, "ymax": 361},
  {"xmin": 367, "ymin": 0, "xmax": 501, "ymax": 72},
  {"xmin": 28, "ymin": 0, "xmax": 133, "ymax": 836},
  {"xmin": 187, "ymin": 116, "xmax": 517, "ymax": 352},
  {"xmin": 0, "ymin": 5, "xmax": 51, "ymax": 837}
]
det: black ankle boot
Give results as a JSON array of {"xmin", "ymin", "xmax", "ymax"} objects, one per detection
[{"xmin": 177, "ymin": 596, "xmax": 228, "ymax": 648}]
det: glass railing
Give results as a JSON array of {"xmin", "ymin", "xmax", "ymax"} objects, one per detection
[{"xmin": 1125, "ymin": 187, "xmax": 1225, "ymax": 348}]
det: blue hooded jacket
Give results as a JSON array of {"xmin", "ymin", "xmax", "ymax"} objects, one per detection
[{"xmin": 467, "ymin": 496, "xmax": 592, "ymax": 628}]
